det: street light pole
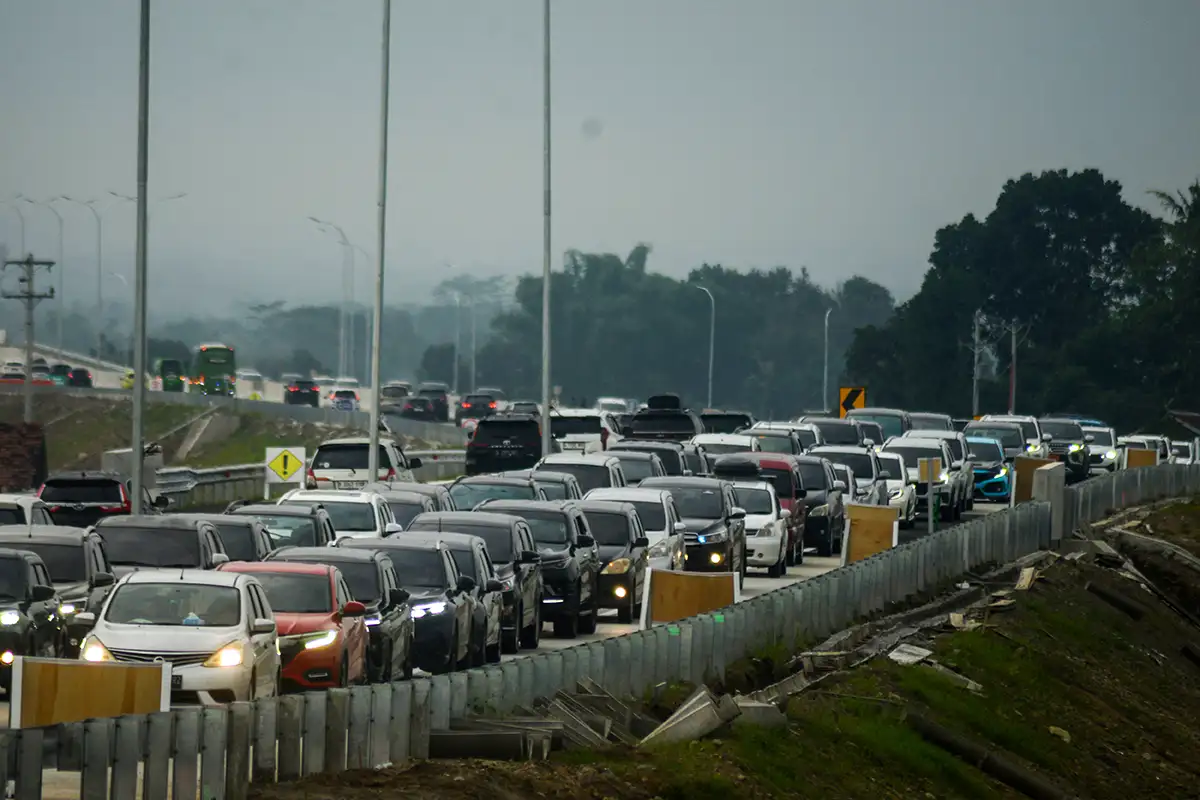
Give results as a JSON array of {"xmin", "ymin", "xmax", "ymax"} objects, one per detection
[
  {"xmin": 539, "ymin": 0, "xmax": 553, "ymax": 457},
  {"xmin": 822, "ymin": 307, "xmax": 833, "ymax": 413},
  {"xmin": 452, "ymin": 293, "xmax": 462, "ymax": 394},
  {"xmin": 470, "ymin": 296, "xmax": 477, "ymax": 392},
  {"xmin": 3, "ymin": 198, "xmax": 27, "ymax": 255},
  {"xmin": 367, "ymin": 0, "xmax": 393, "ymax": 479},
  {"xmin": 696, "ymin": 286, "xmax": 714, "ymax": 408},
  {"xmin": 130, "ymin": 0, "xmax": 151, "ymax": 514},
  {"xmin": 308, "ymin": 216, "xmax": 351, "ymax": 379},
  {"xmin": 21, "ymin": 199, "xmax": 65, "ymax": 351},
  {"xmin": 56, "ymin": 198, "xmax": 105, "ymax": 358}
]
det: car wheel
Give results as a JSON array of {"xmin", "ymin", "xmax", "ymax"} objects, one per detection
[
  {"xmin": 579, "ymin": 579, "xmax": 599, "ymax": 635},
  {"xmin": 441, "ymin": 624, "xmax": 458, "ymax": 673},
  {"xmin": 249, "ymin": 670, "xmax": 258, "ymax": 701},
  {"xmin": 402, "ymin": 638, "xmax": 414, "ymax": 679},
  {"xmin": 554, "ymin": 588, "xmax": 580, "ymax": 638},
  {"xmin": 502, "ymin": 604, "xmax": 521, "ymax": 654},
  {"xmin": 472, "ymin": 622, "xmax": 486, "ymax": 667},
  {"xmin": 520, "ymin": 600, "xmax": 542, "ymax": 649}
]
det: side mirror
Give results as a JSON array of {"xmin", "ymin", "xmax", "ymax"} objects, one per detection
[
  {"xmin": 682, "ymin": 469, "xmax": 694, "ymax": 477},
  {"xmin": 407, "ymin": 457, "xmax": 423, "ymax": 469},
  {"xmin": 251, "ymin": 618, "xmax": 276, "ymax": 635},
  {"xmin": 518, "ymin": 549, "xmax": 540, "ymax": 564},
  {"xmin": 833, "ymin": 480, "xmax": 847, "ymax": 492},
  {"xmin": 863, "ymin": 438, "xmax": 875, "ymax": 447},
  {"xmin": 210, "ymin": 553, "xmax": 230, "ymax": 566},
  {"xmin": 342, "ymin": 600, "xmax": 367, "ymax": 617},
  {"xmin": 384, "ymin": 522, "xmax": 404, "ymax": 535},
  {"xmin": 729, "ymin": 506, "xmax": 746, "ymax": 520},
  {"xmin": 576, "ymin": 534, "xmax": 595, "ymax": 548},
  {"xmin": 673, "ymin": 521, "xmax": 687, "ymax": 533},
  {"xmin": 456, "ymin": 574, "xmax": 477, "ymax": 593},
  {"xmin": 75, "ymin": 611, "xmax": 96, "ymax": 626},
  {"xmin": 967, "ymin": 452, "xmax": 978, "ymax": 460},
  {"xmin": 1042, "ymin": 433, "xmax": 1053, "ymax": 442},
  {"xmin": 30, "ymin": 585, "xmax": 56, "ymax": 603},
  {"xmin": 485, "ymin": 578, "xmax": 503, "ymax": 593},
  {"xmin": 634, "ymin": 536, "xmax": 650, "ymax": 548},
  {"xmin": 794, "ymin": 488, "xmax": 807, "ymax": 499},
  {"xmin": 878, "ymin": 470, "xmax": 892, "ymax": 480},
  {"xmin": 152, "ymin": 494, "xmax": 171, "ymax": 509},
  {"xmin": 780, "ymin": 509, "xmax": 791, "ymax": 520},
  {"xmin": 90, "ymin": 572, "xmax": 115, "ymax": 588},
  {"xmin": 388, "ymin": 588, "xmax": 410, "ymax": 607},
  {"xmin": 1084, "ymin": 434, "xmax": 1095, "ymax": 443}
]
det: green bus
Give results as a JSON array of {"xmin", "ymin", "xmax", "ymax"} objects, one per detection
[
  {"xmin": 154, "ymin": 358, "xmax": 186, "ymax": 392},
  {"xmin": 189, "ymin": 343, "xmax": 237, "ymax": 396}
]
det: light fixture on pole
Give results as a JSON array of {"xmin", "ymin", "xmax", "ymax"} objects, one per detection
[
  {"xmin": 539, "ymin": 0, "xmax": 553, "ymax": 456},
  {"xmin": 822, "ymin": 307, "xmax": 834, "ymax": 413},
  {"xmin": 20, "ymin": 198, "xmax": 66, "ymax": 351},
  {"xmin": 129, "ymin": 0, "xmax": 151, "ymax": 515},
  {"xmin": 367, "ymin": 0, "xmax": 393, "ymax": 478},
  {"xmin": 695, "ymin": 285, "xmax": 715, "ymax": 408}
]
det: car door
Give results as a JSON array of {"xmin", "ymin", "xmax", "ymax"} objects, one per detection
[
  {"xmin": 247, "ymin": 584, "xmax": 276, "ymax": 698},
  {"xmin": 391, "ymin": 445, "xmax": 416, "ymax": 482},
  {"xmin": 514, "ymin": 523, "xmax": 539, "ymax": 619},
  {"xmin": 475, "ymin": 543, "xmax": 501, "ymax": 641},
  {"xmin": 628, "ymin": 513, "xmax": 649, "ymax": 597},
  {"xmin": 825, "ymin": 463, "xmax": 846, "ymax": 527},
  {"xmin": 377, "ymin": 563, "xmax": 410, "ymax": 676},
  {"xmin": 443, "ymin": 550, "xmax": 471, "ymax": 661},
  {"xmin": 30, "ymin": 562, "xmax": 58, "ymax": 655},
  {"xmin": 570, "ymin": 512, "xmax": 596, "ymax": 602}
]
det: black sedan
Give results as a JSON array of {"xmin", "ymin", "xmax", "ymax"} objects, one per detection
[
  {"xmin": 578, "ymin": 501, "xmax": 650, "ymax": 623},
  {"xmin": 0, "ymin": 548, "xmax": 66, "ymax": 688}
]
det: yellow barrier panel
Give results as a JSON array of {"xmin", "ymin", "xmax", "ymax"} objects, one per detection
[
  {"xmin": 1013, "ymin": 456, "xmax": 1054, "ymax": 503},
  {"xmin": 1125, "ymin": 448, "xmax": 1158, "ymax": 468},
  {"xmin": 917, "ymin": 457, "xmax": 943, "ymax": 483},
  {"xmin": 642, "ymin": 569, "xmax": 738, "ymax": 627},
  {"xmin": 844, "ymin": 503, "xmax": 901, "ymax": 564},
  {"xmin": 11, "ymin": 657, "xmax": 170, "ymax": 728}
]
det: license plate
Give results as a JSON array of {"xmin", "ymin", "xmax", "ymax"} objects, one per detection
[
  {"xmin": 170, "ymin": 674, "xmax": 182, "ymax": 689},
  {"xmin": 336, "ymin": 481, "xmax": 366, "ymax": 489},
  {"xmin": 498, "ymin": 451, "xmax": 516, "ymax": 458}
]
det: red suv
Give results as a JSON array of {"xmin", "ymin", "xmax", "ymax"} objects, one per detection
[
  {"xmin": 713, "ymin": 454, "xmax": 808, "ymax": 566},
  {"xmin": 218, "ymin": 561, "xmax": 369, "ymax": 691}
]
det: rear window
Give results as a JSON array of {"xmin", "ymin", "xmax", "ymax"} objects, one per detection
[
  {"xmin": 418, "ymin": 387, "xmax": 447, "ymax": 397},
  {"xmin": 381, "ymin": 385, "xmax": 409, "ymax": 398},
  {"xmin": 700, "ymin": 413, "xmax": 753, "ymax": 434},
  {"xmin": 312, "ymin": 444, "xmax": 388, "ymax": 470},
  {"xmin": 465, "ymin": 395, "xmax": 495, "ymax": 405},
  {"xmin": 551, "ymin": 416, "xmax": 602, "ymax": 437},
  {"xmin": 475, "ymin": 420, "xmax": 540, "ymax": 444},
  {"xmin": 50, "ymin": 364, "xmax": 72, "ymax": 376},
  {"xmin": 213, "ymin": 522, "xmax": 259, "ymax": 561},
  {"xmin": 612, "ymin": 446, "xmax": 683, "ymax": 475},
  {"xmin": 751, "ymin": 433, "xmax": 794, "ymax": 453},
  {"xmin": 293, "ymin": 379, "xmax": 316, "ymax": 389},
  {"xmin": 613, "ymin": 454, "xmax": 656, "ymax": 482},
  {"xmin": 630, "ymin": 412, "xmax": 698, "ymax": 435},
  {"xmin": 40, "ymin": 479, "xmax": 124, "ymax": 504},
  {"xmin": 809, "ymin": 420, "xmax": 862, "ymax": 445},
  {"xmin": 159, "ymin": 359, "xmax": 183, "ymax": 375},
  {"xmin": 909, "ymin": 414, "xmax": 953, "ymax": 431},
  {"xmin": 0, "ymin": 507, "xmax": 25, "ymax": 525},
  {"xmin": 333, "ymin": 389, "xmax": 357, "ymax": 399}
]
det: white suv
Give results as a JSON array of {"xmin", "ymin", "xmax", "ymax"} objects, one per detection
[
  {"xmin": 549, "ymin": 409, "xmax": 623, "ymax": 454},
  {"xmin": 277, "ymin": 489, "xmax": 401, "ymax": 539},
  {"xmin": 78, "ymin": 569, "xmax": 280, "ymax": 703},
  {"xmin": 308, "ymin": 437, "xmax": 420, "ymax": 489},
  {"xmin": 728, "ymin": 481, "xmax": 789, "ymax": 578}
]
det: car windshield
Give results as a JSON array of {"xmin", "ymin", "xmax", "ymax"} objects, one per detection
[
  {"xmin": 752, "ymin": 433, "xmax": 794, "ymax": 453},
  {"xmin": 797, "ymin": 463, "xmax": 827, "ymax": 490},
  {"xmin": 386, "ymin": 500, "xmax": 426, "ymax": 527},
  {"xmin": 733, "ymin": 487, "xmax": 773, "ymax": 514},
  {"xmin": 614, "ymin": 456, "xmax": 656, "ymax": 482},
  {"xmin": 657, "ymin": 486, "xmax": 723, "ymax": 519},
  {"xmin": 321, "ymin": 561, "xmax": 380, "ymax": 602},
  {"xmin": 877, "ymin": 454, "xmax": 905, "ymax": 478},
  {"xmin": 538, "ymin": 464, "xmax": 610, "ymax": 493},
  {"xmin": 630, "ymin": 412, "xmax": 698, "ymax": 436},
  {"xmin": 940, "ymin": 438, "xmax": 965, "ymax": 460},
  {"xmin": 246, "ymin": 515, "xmax": 318, "ymax": 548},
  {"xmin": 96, "ymin": 527, "xmax": 200, "ymax": 568},
  {"xmin": 253, "ymin": 573, "xmax": 331, "ymax": 613},
  {"xmin": 451, "ymin": 482, "xmax": 537, "ymax": 508},
  {"xmin": 510, "ymin": 510, "xmax": 570, "ymax": 545},
  {"xmin": 446, "ymin": 549, "xmax": 479, "ymax": 581},
  {"xmin": 551, "ymin": 416, "xmax": 603, "ymax": 437},
  {"xmin": 999, "ymin": 420, "xmax": 1039, "ymax": 441},
  {"xmin": 388, "ymin": 551, "xmax": 446, "ymax": 590},
  {"xmin": 702, "ymin": 414, "xmax": 753, "ymax": 434},
  {"xmin": 969, "ymin": 441, "xmax": 1004, "ymax": 462},
  {"xmin": 755, "ymin": 468, "xmax": 796, "ymax": 499},
  {"xmin": 625, "ymin": 500, "xmax": 666, "ymax": 530},
  {"xmin": 809, "ymin": 420, "xmax": 861, "ymax": 445},
  {"xmin": 1040, "ymin": 421, "xmax": 1084, "ymax": 441},
  {"xmin": 0, "ymin": 558, "xmax": 26, "ymax": 600},
  {"xmin": 39, "ymin": 479, "xmax": 123, "ymax": 504},
  {"xmin": 105, "ymin": 583, "xmax": 240, "ymax": 627},
  {"xmin": 791, "ymin": 429, "xmax": 817, "ymax": 448},
  {"xmin": 909, "ymin": 414, "xmax": 952, "ymax": 431},
  {"xmin": 699, "ymin": 442, "xmax": 754, "ymax": 455},
  {"xmin": 534, "ymin": 481, "xmax": 568, "ymax": 500},
  {"xmin": 680, "ymin": 451, "xmax": 704, "ymax": 475},
  {"xmin": 852, "ymin": 414, "xmax": 905, "ymax": 440},
  {"xmin": 1086, "ymin": 429, "xmax": 1114, "ymax": 446},
  {"xmin": 211, "ymin": 523, "xmax": 259, "ymax": 561},
  {"xmin": 883, "ymin": 446, "xmax": 942, "ymax": 471},
  {"xmin": 964, "ymin": 426, "xmax": 1024, "ymax": 448},
  {"xmin": 311, "ymin": 444, "xmax": 389, "ymax": 470},
  {"xmin": 585, "ymin": 513, "xmax": 631, "ymax": 546},
  {"xmin": 381, "ymin": 385, "xmax": 409, "ymax": 398},
  {"xmin": 3, "ymin": 543, "xmax": 85, "ymax": 582},
  {"xmin": 407, "ymin": 520, "xmax": 514, "ymax": 562},
  {"xmin": 816, "ymin": 452, "xmax": 875, "ymax": 480},
  {"xmin": 288, "ymin": 500, "xmax": 376, "ymax": 533}
]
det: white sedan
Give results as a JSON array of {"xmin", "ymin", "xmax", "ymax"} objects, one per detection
[
  {"xmin": 876, "ymin": 451, "xmax": 917, "ymax": 528},
  {"xmin": 730, "ymin": 482, "xmax": 789, "ymax": 578}
]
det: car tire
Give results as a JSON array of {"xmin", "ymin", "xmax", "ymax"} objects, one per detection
[
  {"xmin": 581, "ymin": 580, "xmax": 600, "ymax": 634},
  {"xmin": 502, "ymin": 604, "xmax": 521, "ymax": 654},
  {"xmin": 554, "ymin": 588, "xmax": 580, "ymax": 638},
  {"xmin": 767, "ymin": 556, "xmax": 785, "ymax": 578},
  {"xmin": 472, "ymin": 623, "xmax": 486, "ymax": 667},
  {"xmin": 485, "ymin": 635, "xmax": 502, "ymax": 663},
  {"xmin": 441, "ymin": 624, "xmax": 458, "ymax": 673},
  {"xmin": 520, "ymin": 601, "xmax": 541, "ymax": 649}
]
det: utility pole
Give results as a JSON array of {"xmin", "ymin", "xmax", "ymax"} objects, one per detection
[
  {"xmin": 366, "ymin": 0, "xmax": 392, "ymax": 479},
  {"xmin": 1008, "ymin": 319, "xmax": 1017, "ymax": 415},
  {"xmin": 129, "ymin": 0, "xmax": 151, "ymax": 515},
  {"xmin": 971, "ymin": 309, "xmax": 982, "ymax": 417},
  {"xmin": 2, "ymin": 255, "xmax": 56, "ymax": 423},
  {"xmin": 469, "ymin": 296, "xmax": 477, "ymax": 392},
  {"xmin": 539, "ymin": 0, "xmax": 553, "ymax": 457}
]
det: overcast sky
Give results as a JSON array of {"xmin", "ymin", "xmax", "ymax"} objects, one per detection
[{"xmin": 2, "ymin": 0, "xmax": 1198, "ymax": 310}]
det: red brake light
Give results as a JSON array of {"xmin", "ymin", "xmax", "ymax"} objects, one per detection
[
  {"xmin": 461, "ymin": 402, "xmax": 470, "ymax": 408},
  {"xmin": 36, "ymin": 484, "xmax": 45, "ymax": 498},
  {"xmin": 489, "ymin": 402, "xmax": 497, "ymax": 409},
  {"xmin": 384, "ymin": 467, "xmax": 396, "ymax": 480},
  {"xmin": 288, "ymin": 386, "xmax": 297, "ymax": 392}
]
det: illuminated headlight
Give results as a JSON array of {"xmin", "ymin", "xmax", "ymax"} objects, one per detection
[
  {"xmin": 0, "ymin": 610, "xmax": 21, "ymax": 626},
  {"xmin": 1026, "ymin": 444, "xmax": 1038, "ymax": 453},
  {"xmin": 601, "ymin": 558, "xmax": 632, "ymax": 575},
  {"xmin": 59, "ymin": 603, "xmax": 77, "ymax": 616},
  {"xmin": 646, "ymin": 539, "xmax": 671, "ymax": 558},
  {"xmin": 0, "ymin": 651, "xmax": 12, "ymax": 665},
  {"xmin": 364, "ymin": 614, "xmax": 382, "ymax": 627},
  {"xmin": 80, "ymin": 637, "xmax": 113, "ymax": 662},
  {"xmin": 1104, "ymin": 450, "xmax": 1117, "ymax": 460},
  {"xmin": 203, "ymin": 643, "xmax": 245, "ymax": 668},
  {"xmin": 938, "ymin": 470, "xmax": 949, "ymax": 483},
  {"xmin": 696, "ymin": 531, "xmax": 726, "ymax": 544},
  {"xmin": 303, "ymin": 630, "xmax": 338, "ymax": 650},
  {"xmin": 1068, "ymin": 443, "xmax": 1083, "ymax": 452},
  {"xmin": 412, "ymin": 602, "xmax": 447, "ymax": 619},
  {"xmin": 888, "ymin": 488, "xmax": 903, "ymax": 498},
  {"xmin": 998, "ymin": 466, "xmax": 1009, "ymax": 477},
  {"xmin": 708, "ymin": 553, "xmax": 723, "ymax": 565}
]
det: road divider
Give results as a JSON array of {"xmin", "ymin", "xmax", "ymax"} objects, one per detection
[
  {"xmin": 842, "ymin": 503, "xmax": 900, "ymax": 564},
  {"xmin": 641, "ymin": 569, "xmax": 740, "ymax": 626},
  {"xmin": 10, "ymin": 657, "xmax": 170, "ymax": 729}
]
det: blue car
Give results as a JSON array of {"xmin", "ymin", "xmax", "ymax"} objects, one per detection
[{"xmin": 967, "ymin": 436, "xmax": 1012, "ymax": 502}]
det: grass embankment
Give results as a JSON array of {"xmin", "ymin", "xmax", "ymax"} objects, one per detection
[
  {"xmin": 250, "ymin": 556, "xmax": 1200, "ymax": 800},
  {"xmin": 181, "ymin": 413, "xmax": 361, "ymax": 468}
]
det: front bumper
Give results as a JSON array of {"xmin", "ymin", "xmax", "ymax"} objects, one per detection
[
  {"xmin": 540, "ymin": 567, "xmax": 578, "ymax": 620},
  {"xmin": 412, "ymin": 615, "xmax": 456, "ymax": 672},
  {"xmin": 745, "ymin": 535, "xmax": 784, "ymax": 567},
  {"xmin": 278, "ymin": 634, "xmax": 344, "ymax": 692},
  {"xmin": 973, "ymin": 469, "xmax": 1012, "ymax": 500},
  {"xmin": 683, "ymin": 541, "xmax": 732, "ymax": 572},
  {"xmin": 597, "ymin": 573, "xmax": 635, "ymax": 609},
  {"xmin": 170, "ymin": 662, "xmax": 254, "ymax": 705}
]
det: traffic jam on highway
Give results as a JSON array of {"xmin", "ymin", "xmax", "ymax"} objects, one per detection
[{"xmin": 0, "ymin": 394, "xmax": 1194, "ymax": 707}]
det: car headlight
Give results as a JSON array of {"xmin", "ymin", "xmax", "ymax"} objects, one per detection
[
  {"xmin": 59, "ymin": 603, "xmax": 77, "ymax": 616},
  {"xmin": 888, "ymin": 488, "xmax": 903, "ymax": 498},
  {"xmin": 1068, "ymin": 443, "xmax": 1083, "ymax": 452},
  {"xmin": 412, "ymin": 602, "xmax": 447, "ymax": 619},
  {"xmin": 81, "ymin": 637, "xmax": 113, "ymax": 662},
  {"xmin": 303, "ymin": 630, "xmax": 338, "ymax": 650},
  {"xmin": 203, "ymin": 642, "xmax": 245, "ymax": 668},
  {"xmin": 997, "ymin": 466, "xmax": 1009, "ymax": 477},
  {"xmin": 696, "ymin": 531, "xmax": 727, "ymax": 544},
  {"xmin": 0, "ymin": 610, "xmax": 21, "ymax": 626},
  {"xmin": 601, "ymin": 558, "xmax": 632, "ymax": 575},
  {"xmin": 809, "ymin": 504, "xmax": 829, "ymax": 517},
  {"xmin": 1026, "ymin": 444, "xmax": 1038, "ymax": 453},
  {"xmin": 1104, "ymin": 450, "xmax": 1117, "ymax": 460},
  {"xmin": 364, "ymin": 614, "xmax": 382, "ymax": 627},
  {"xmin": 646, "ymin": 539, "xmax": 671, "ymax": 558},
  {"xmin": 938, "ymin": 470, "xmax": 949, "ymax": 483}
]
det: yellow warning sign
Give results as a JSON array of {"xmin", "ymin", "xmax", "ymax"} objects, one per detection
[{"xmin": 266, "ymin": 448, "xmax": 304, "ymax": 483}]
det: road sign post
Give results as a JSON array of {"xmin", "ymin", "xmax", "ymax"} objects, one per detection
[
  {"xmin": 838, "ymin": 386, "xmax": 866, "ymax": 419},
  {"xmin": 265, "ymin": 446, "xmax": 306, "ymax": 499}
]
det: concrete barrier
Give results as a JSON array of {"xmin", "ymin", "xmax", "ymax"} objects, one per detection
[
  {"xmin": 1014, "ymin": 455, "xmax": 1055, "ymax": 503},
  {"xmin": 10, "ymin": 657, "xmax": 169, "ymax": 728}
]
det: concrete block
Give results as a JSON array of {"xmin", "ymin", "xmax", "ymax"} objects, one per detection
[
  {"xmin": 1032, "ymin": 463, "xmax": 1066, "ymax": 543},
  {"xmin": 731, "ymin": 699, "xmax": 788, "ymax": 728}
]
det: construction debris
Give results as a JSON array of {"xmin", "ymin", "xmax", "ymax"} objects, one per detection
[
  {"xmin": 887, "ymin": 643, "xmax": 933, "ymax": 665},
  {"xmin": 638, "ymin": 686, "xmax": 742, "ymax": 748}
]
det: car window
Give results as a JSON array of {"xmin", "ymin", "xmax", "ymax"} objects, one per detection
[{"xmin": 105, "ymin": 583, "xmax": 241, "ymax": 627}]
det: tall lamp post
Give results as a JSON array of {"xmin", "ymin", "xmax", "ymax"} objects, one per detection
[
  {"xmin": 367, "ymin": 0, "xmax": 393, "ymax": 478},
  {"xmin": 2, "ymin": 198, "xmax": 27, "ymax": 255},
  {"xmin": 695, "ymin": 285, "xmax": 714, "ymax": 408},
  {"xmin": 129, "ymin": 0, "xmax": 152, "ymax": 515},
  {"xmin": 56, "ymin": 197, "xmax": 106, "ymax": 358},
  {"xmin": 539, "ymin": 0, "xmax": 553, "ymax": 457},
  {"xmin": 308, "ymin": 216, "xmax": 352, "ymax": 379},
  {"xmin": 822, "ymin": 307, "xmax": 833, "ymax": 413},
  {"xmin": 19, "ymin": 198, "xmax": 65, "ymax": 351}
]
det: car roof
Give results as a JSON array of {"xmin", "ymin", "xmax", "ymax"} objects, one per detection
[
  {"xmin": 273, "ymin": 546, "xmax": 380, "ymax": 562},
  {"xmin": 337, "ymin": 536, "xmax": 442, "ymax": 553},
  {"xmin": 122, "ymin": 568, "xmax": 243, "ymax": 587},
  {"xmin": 507, "ymin": 470, "xmax": 575, "ymax": 484},
  {"xmin": 232, "ymin": 503, "xmax": 317, "ymax": 516},
  {"xmin": 886, "ymin": 437, "xmax": 947, "ymax": 449},
  {"xmin": 577, "ymin": 500, "xmax": 636, "ymax": 515},
  {"xmin": 810, "ymin": 445, "xmax": 872, "ymax": 455},
  {"xmin": 0, "ymin": 525, "xmax": 89, "ymax": 544},
  {"xmin": 0, "ymin": 547, "xmax": 42, "ymax": 562},
  {"xmin": 640, "ymin": 476, "xmax": 725, "ymax": 488},
  {"xmin": 172, "ymin": 513, "xmax": 255, "ymax": 527},
  {"xmin": 848, "ymin": 407, "xmax": 908, "ymax": 415},
  {"xmin": 455, "ymin": 476, "xmax": 533, "ymax": 486},
  {"xmin": 900, "ymin": 429, "xmax": 961, "ymax": 439},
  {"xmin": 479, "ymin": 499, "xmax": 573, "ymax": 514},
  {"xmin": 539, "ymin": 454, "xmax": 618, "ymax": 465},
  {"xmin": 401, "ymin": 531, "xmax": 482, "ymax": 550},
  {"xmin": 221, "ymin": 561, "xmax": 332, "ymax": 577},
  {"xmin": 411, "ymin": 511, "xmax": 522, "ymax": 528},
  {"xmin": 1039, "ymin": 417, "xmax": 1085, "ymax": 425},
  {"xmin": 0, "ymin": 494, "xmax": 41, "ymax": 505},
  {"xmin": 283, "ymin": 491, "xmax": 376, "ymax": 503},
  {"xmin": 96, "ymin": 515, "xmax": 201, "ymax": 531},
  {"xmin": 609, "ymin": 440, "xmax": 683, "ymax": 452},
  {"xmin": 608, "ymin": 450, "xmax": 659, "ymax": 460},
  {"xmin": 384, "ymin": 482, "xmax": 449, "ymax": 495},
  {"xmin": 693, "ymin": 433, "xmax": 755, "ymax": 443},
  {"xmin": 46, "ymin": 470, "xmax": 124, "ymax": 482},
  {"xmin": 370, "ymin": 490, "xmax": 430, "ymax": 504},
  {"xmin": 729, "ymin": 481, "xmax": 774, "ymax": 494},
  {"xmin": 584, "ymin": 487, "xmax": 671, "ymax": 502},
  {"xmin": 981, "ymin": 414, "xmax": 1036, "ymax": 422}
]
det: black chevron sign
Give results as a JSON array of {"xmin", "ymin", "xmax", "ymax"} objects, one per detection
[{"xmin": 839, "ymin": 387, "xmax": 866, "ymax": 418}]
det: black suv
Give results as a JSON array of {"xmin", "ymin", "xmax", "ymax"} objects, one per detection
[
  {"xmin": 624, "ymin": 394, "xmax": 703, "ymax": 442},
  {"xmin": 700, "ymin": 410, "xmax": 756, "ymax": 434},
  {"xmin": 0, "ymin": 526, "xmax": 115, "ymax": 656},
  {"xmin": 175, "ymin": 514, "xmax": 276, "ymax": 562},
  {"xmin": 94, "ymin": 515, "xmax": 230, "ymax": 577},
  {"xmin": 1037, "ymin": 418, "xmax": 1092, "ymax": 483},
  {"xmin": 500, "ymin": 469, "xmax": 584, "ymax": 500},
  {"xmin": 477, "ymin": 500, "xmax": 601, "ymax": 639},
  {"xmin": 792, "ymin": 455, "xmax": 846, "ymax": 557},
  {"xmin": 607, "ymin": 440, "xmax": 688, "ymax": 476},
  {"xmin": 415, "ymin": 382, "xmax": 451, "ymax": 422},
  {"xmin": 798, "ymin": 417, "xmax": 865, "ymax": 446},
  {"xmin": 466, "ymin": 415, "xmax": 543, "ymax": 475},
  {"xmin": 38, "ymin": 471, "xmax": 168, "ymax": 527},
  {"xmin": 225, "ymin": 502, "xmax": 338, "ymax": 549},
  {"xmin": 457, "ymin": 393, "xmax": 499, "ymax": 424},
  {"xmin": 285, "ymin": 378, "xmax": 321, "ymax": 407},
  {"xmin": 0, "ymin": 548, "xmax": 65, "ymax": 688},
  {"xmin": 577, "ymin": 500, "xmax": 650, "ymax": 623},
  {"xmin": 405, "ymin": 511, "xmax": 543, "ymax": 653},
  {"xmin": 448, "ymin": 475, "xmax": 549, "ymax": 510},
  {"xmin": 66, "ymin": 368, "xmax": 94, "ymax": 388},
  {"xmin": 639, "ymin": 476, "xmax": 748, "ymax": 586},
  {"xmin": 268, "ymin": 545, "xmax": 415, "ymax": 681}
]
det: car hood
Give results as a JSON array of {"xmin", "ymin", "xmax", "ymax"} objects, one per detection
[
  {"xmin": 744, "ymin": 512, "xmax": 776, "ymax": 530},
  {"xmin": 597, "ymin": 544, "xmax": 630, "ymax": 563},
  {"xmin": 885, "ymin": 480, "xmax": 907, "ymax": 492},
  {"xmin": 408, "ymin": 590, "xmax": 447, "ymax": 607},
  {"xmin": 55, "ymin": 580, "xmax": 91, "ymax": 600},
  {"xmin": 680, "ymin": 518, "xmax": 725, "ymax": 535},
  {"xmin": 802, "ymin": 490, "xmax": 830, "ymax": 507},
  {"xmin": 274, "ymin": 613, "xmax": 337, "ymax": 637},
  {"xmin": 92, "ymin": 623, "xmax": 242, "ymax": 653},
  {"xmin": 974, "ymin": 460, "xmax": 1004, "ymax": 470}
]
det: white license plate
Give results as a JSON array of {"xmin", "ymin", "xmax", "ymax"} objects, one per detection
[{"xmin": 336, "ymin": 481, "xmax": 366, "ymax": 489}]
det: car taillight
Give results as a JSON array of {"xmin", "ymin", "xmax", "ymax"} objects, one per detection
[
  {"xmin": 489, "ymin": 402, "xmax": 497, "ymax": 409},
  {"xmin": 384, "ymin": 467, "xmax": 395, "ymax": 480},
  {"xmin": 461, "ymin": 402, "xmax": 470, "ymax": 408},
  {"xmin": 288, "ymin": 386, "xmax": 297, "ymax": 392},
  {"xmin": 356, "ymin": 393, "xmax": 361, "ymax": 401},
  {"xmin": 36, "ymin": 484, "xmax": 45, "ymax": 498},
  {"xmin": 404, "ymin": 403, "xmax": 413, "ymax": 410},
  {"xmin": 601, "ymin": 428, "xmax": 609, "ymax": 449},
  {"xmin": 99, "ymin": 484, "xmax": 132, "ymax": 514}
]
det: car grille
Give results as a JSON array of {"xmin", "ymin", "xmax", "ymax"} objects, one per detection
[
  {"xmin": 1089, "ymin": 452, "xmax": 1106, "ymax": 465},
  {"xmin": 1048, "ymin": 441, "xmax": 1074, "ymax": 454},
  {"xmin": 683, "ymin": 532, "xmax": 700, "ymax": 543},
  {"xmin": 973, "ymin": 466, "xmax": 1001, "ymax": 479},
  {"xmin": 108, "ymin": 648, "xmax": 212, "ymax": 668}
]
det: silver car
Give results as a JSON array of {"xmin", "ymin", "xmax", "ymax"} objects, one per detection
[{"xmin": 76, "ymin": 569, "xmax": 280, "ymax": 704}]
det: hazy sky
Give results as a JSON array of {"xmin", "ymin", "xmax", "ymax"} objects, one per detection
[{"xmin": 2, "ymin": 0, "xmax": 1198, "ymax": 311}]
